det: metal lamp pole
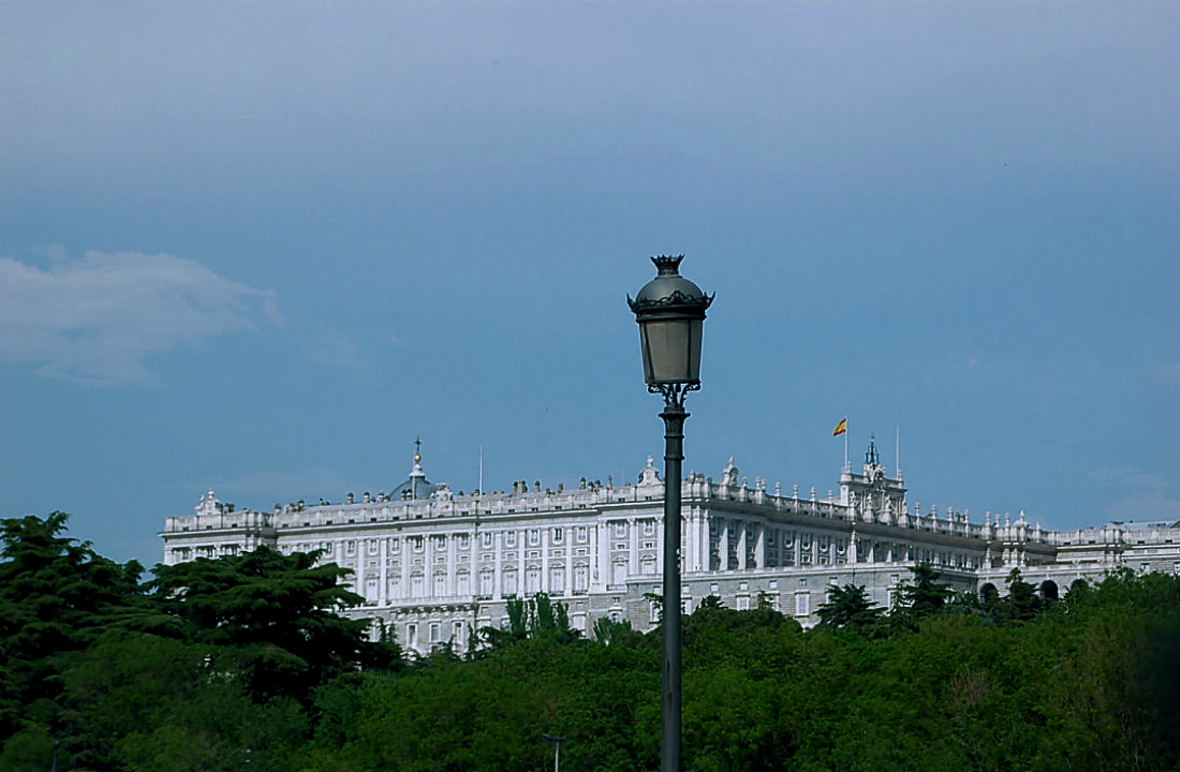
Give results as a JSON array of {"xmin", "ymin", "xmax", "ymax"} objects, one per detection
[
  {"xmin": 540, "ymin": 733, "xmax": 563, "ymax": 772},
  {"xmin": 628, "ymin": 256, "xmax": 712, "ymax": 772}
]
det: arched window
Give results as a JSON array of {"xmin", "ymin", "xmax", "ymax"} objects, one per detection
[{"xmin": 980, "ymin": 583, "xmax": 999, "ymax": 604}]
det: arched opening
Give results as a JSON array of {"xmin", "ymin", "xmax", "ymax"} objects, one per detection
[
  {"xmin": 980, "ymin": 583, "xmax": 999, "ymax": 604},
  {"xmin": 1067, "ymin": 578, "xmax": 1089, "ymax": 600},
  {"xmin": 1040, "ymin": 580, "xmax": 1059, "ymax": 602}
]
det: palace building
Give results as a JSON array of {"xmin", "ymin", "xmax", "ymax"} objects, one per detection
[{"xmin": 160, "ymin": 440, "xmax": 1180, "ymax": 653}]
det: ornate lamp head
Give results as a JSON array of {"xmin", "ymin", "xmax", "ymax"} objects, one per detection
[{"xmin": 627, "ymin": 255, "xmax": 713, "ymax": 393}]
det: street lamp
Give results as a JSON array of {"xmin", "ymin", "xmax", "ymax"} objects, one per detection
[
  {"xmin": 539, "ymin": 733, "xmax": 564, "ymax": 772},
  {"xmin": 627, "ymin": 255, "xmax": 713, "ymax": 772}
]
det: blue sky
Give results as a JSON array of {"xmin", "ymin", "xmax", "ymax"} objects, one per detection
[{"xmin": 2, "ymin": 1, "xmax": 1177, "ymax": 564}]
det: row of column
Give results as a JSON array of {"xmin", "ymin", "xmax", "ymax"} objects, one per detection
[{"xmin": 345, "ymin": 526, "xmax": 597, "ymax": 606}]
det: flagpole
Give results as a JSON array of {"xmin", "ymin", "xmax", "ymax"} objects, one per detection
[{"xmin": 843, "ymin": 429, "xmax": 848, "ymax": 470}]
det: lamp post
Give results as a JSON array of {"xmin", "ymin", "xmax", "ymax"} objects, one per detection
[
  {"xmin": 628, "ymin": 255, "xmax": 713, "ymax": 772},
  {"xmin": 539, "ymin": 733, "xmax": 563, "ymax": 772}
]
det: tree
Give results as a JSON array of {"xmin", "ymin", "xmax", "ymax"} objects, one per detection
[
  {"xmin": 0, "ymin": 513, "xmax": 165, "ymax": 740},
  {"xmin": 478, "ymin": 593, "xmax": 581, "ymax": 650},
  {"xmin": 994, "ymin": 568, "xmax": 1042, "ymax": 623},
  {"xmin": 896, "ymin": 563, "xmax": 954, "ymax": 619},
  {"xmin": 151, "ymin": 546, "xmax": 399, "ymax": 699},
  {"xmin": 816, "ymin": 583, "xmax": 882, "ymax": 631}
]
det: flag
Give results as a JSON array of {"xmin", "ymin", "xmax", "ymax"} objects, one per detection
[{"xmin": 833, "ymin": 418, "xmax": 848, "ymax": 437}]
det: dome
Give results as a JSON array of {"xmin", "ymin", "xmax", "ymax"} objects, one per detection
[
  {"xmin": 391, "ymin": 440, "xmax": 438, "ymax": 500},
  {"xmin": 629, "ymin": 256, "xmax": 711, "ymax": 311}
]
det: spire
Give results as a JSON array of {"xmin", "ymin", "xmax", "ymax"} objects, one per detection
[
  {"xmin": 865, "ymin": 434, "xmax": 880, "ymax": 467},
  {"xmin": 409, "ymin": 437, "xmax": 426, "ymax": 499}
]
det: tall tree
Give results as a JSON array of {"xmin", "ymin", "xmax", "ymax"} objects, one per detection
[
  {"xmin": 151, "ymin": 547, "xmax": 399, "ymax": 699},
  {"xmin": 897, "ymin": 563, "xmax": 954, "ymax": 619},
  {"xmin": 816, "ymin": 583, "xmax": 883, "ymax": 631},
  {"xmin": 0, "ymin": 513, "xmax": 161, "ymax": 739}
]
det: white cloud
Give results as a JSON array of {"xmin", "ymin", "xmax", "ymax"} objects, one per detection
[{"xmin": 0, "ymin": 251, "xmax": 279, "ymax": 385}]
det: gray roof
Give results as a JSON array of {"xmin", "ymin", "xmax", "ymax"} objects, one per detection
[
  {"xmin": 1110, "ymin": 519, "xmax": 1180, "ymax": 531},
  {"xmin": 391, "ymin": 472, "xmax": 437, "ymax": 500}
]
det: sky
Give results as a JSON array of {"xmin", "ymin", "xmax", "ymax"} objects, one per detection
[{"xmin": 1, "ymin": 1, "xmax": 1177, "ymax": 565}]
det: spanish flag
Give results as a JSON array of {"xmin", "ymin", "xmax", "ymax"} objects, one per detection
[{"xmin": 833, "ymin": 418, "xmax": 848, "ymax": 437}]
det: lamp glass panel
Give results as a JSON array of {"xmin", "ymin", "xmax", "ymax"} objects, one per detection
[
  {"xmin": 687, "ymin": 318, "xmax": 703, "ymax": 381},
  {"xmin": 640, "ymin": 318, "xmax": 691, "ymax": 384}
]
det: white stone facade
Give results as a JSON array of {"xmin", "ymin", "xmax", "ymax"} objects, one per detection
[{"xmin": 160, "ymin": 443, "xmax": 1180, "ymax": 653}]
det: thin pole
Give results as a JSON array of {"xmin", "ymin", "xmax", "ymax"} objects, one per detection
[
  {"xmin": 660, "ymin": 402, "xmax": 687, "ymax": 772},
  {"xmin": 895, "ymin": 425, "xmax": 900, "ymax": 474},
  {"xmin": 554, "ymin": 740, "xmax": 561, "ymax": 772},
  {"xmin": 478, "ymin": 445, "xmax": 484, "ymax": 494},
  {"xmin": 843, "ymin": 429, "xmax": 849, "ymax": 470}
]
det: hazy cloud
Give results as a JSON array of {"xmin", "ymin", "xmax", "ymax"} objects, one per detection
[
  {"xmin": 1091, "ymin": 465, "xmax": 1180, "ymax": 522},
  {"xmin": 0, "ymin": 250, "xmax": 279, "ymax": 385}
]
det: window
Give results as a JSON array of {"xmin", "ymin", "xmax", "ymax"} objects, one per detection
[
  {"xmin": 457, "ymin": 571, "xmax": 470, "ymax": 595},
  {"xmin": 643, "ymin": 520, "xmax": 655, "ymax": 536},
  {"xmin": 413, "ymin": 537, "xmax": 424, "ymax": 553},
  {"xmin": 388, "ymin": 577, "xmax": 401, "ymax": 597},
  {"xmin": 482, "ymin": 532, "xmax": 493, "ymax": 547},
  {"xmin": 574, "ymin": 564, "xmax": 589, "ymax": 593},
  {"xmin": 736, "ymin": 595, "xmax": 750, "ymax": 611},
  {"xmin": 612, "ymin": 561, "xmax": 627, "ymax": 585},
  {"xmin": 434, "ymin": 573, "xmax": 446, "ymax": 596},
  {"xmin": 576, "ymin": 526, "xmax": 588, "ymax": 543},
  {"xmin": 795, "ymin": 593, "xmax": 810, "ymax": 616},
  {"xmin": 389, "ymin": 537, "xmax": 400, "ymax": 552},
  {"xmin": 527, "ymin": 529, "xmax": 540, "ymax": 546},
  {"xmin": 452, "ymin": 621, "xmax": 464, "ymax": 644},
  {"xmin": 411, "ymin": 574, "xmax": 424, "ymax": 597},
  {"xmin": 614, "ymin": 522, "xmax": 627, "ymax": 538},
  {"xmin": 346, "ymin": 540, "xmax": 357, "ymax": 555},
  {"xmin": 503, "ymin": 569, "xmax": 518, "ymax": 596},
  {"xmin": 641, "ymin": 556, "xmax": 656, "ymax": 575},
  {"xmin": 479, "ymin": 570, "xmax": 494, "ymax": 597},
  {"xmin": 553, "ymin": 527, "xmax": 564, "ymax": 543},
  {"xmin": 429, "ymin": 622, "xmax": 441, "ymax": 643},
  {"xmin": 505, "ymin": 531, "xmax": 517, "ymax": 547},
  {"xmin": 551, "ymin": 567, "xmax": 565, "ymax": 593},
  {"xmin": 458, "ymin": 534, "xmax": 470, "ymax": 549},
  {"xmin": 739, "ymin": 581, "xmax": 749, "ymax": 591},
  {"xmin": 406, "ymin": 623, "xmax": 417, "ymax": 649},
  {"xmin": 368, "ymin": 540, "xmax": 378, "ymax": 555},
  {"xmin": 435, "ymin": 535, "xmax": 446, "ymax": 551}
]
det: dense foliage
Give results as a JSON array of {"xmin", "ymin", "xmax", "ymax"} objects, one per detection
[{"xmin": 2, "ymin": 513, "xmax": 1178, "ymax": 771}]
